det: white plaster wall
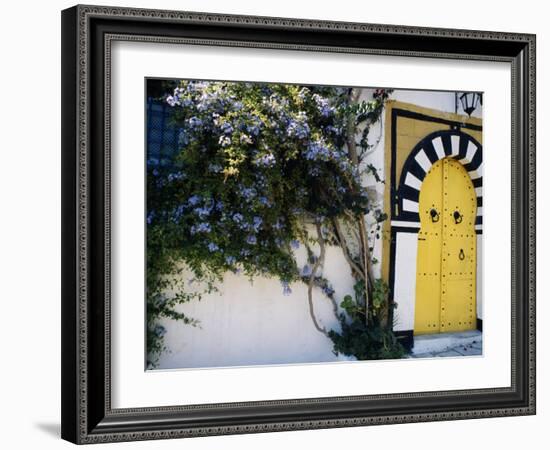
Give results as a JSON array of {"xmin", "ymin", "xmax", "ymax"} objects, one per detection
[
  {"xmin": 387, "ymin": 89, "xmax": 482, "ymax": 118},
  {"xmin": 392, "ymin": 232, "xmax": 419, "ymax": 331},
  {"xmin": 157, "ymin": 242, "xmax": 356, "ymax": 369},
  {"xmin": 393, "ymin": 89, "xmax": 456, "ymax": 113}
]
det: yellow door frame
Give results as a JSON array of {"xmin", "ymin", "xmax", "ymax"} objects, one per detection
[{"xmin": 381, "ymin": 101, "xmax": 482, "ymax": 347}]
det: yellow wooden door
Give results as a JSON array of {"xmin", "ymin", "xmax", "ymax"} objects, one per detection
[{"xmin": 414, "ymin": 158, "xmax": 477, "ymax": 334}]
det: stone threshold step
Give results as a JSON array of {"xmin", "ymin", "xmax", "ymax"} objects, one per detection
[{"xmin": 412, "ymin": 330, "xmax": 482, "ymax": 355}]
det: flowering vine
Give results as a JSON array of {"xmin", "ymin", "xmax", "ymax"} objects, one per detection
[{"xmin": 147, "ymin": 80, "xmax": 403, "ymax": 366}]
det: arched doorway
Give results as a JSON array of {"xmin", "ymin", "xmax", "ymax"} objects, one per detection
[
  {"xmin": 385, "ymin": 117, "xmax": 483, "ymax": 349},
  {"xmin": 414, "ymin": 157, "xmax": 477, "ymax": 334}
]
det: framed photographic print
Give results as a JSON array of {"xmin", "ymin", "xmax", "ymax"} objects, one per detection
[{"xmin": 61, "ymin": 4, "xmax": 536, "ymax": 444}]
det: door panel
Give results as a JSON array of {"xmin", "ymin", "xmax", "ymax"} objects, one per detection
[
  {"xmin": 414, "ymin": 160, "xmax": 443, "ymax": 334},
  {"xmin": 414, "ymin": 157, "xmax": 477, "ymax": 335},
  {"xmin": 440, "ymin": 158, "xmax": 477, "ymax": 332}
]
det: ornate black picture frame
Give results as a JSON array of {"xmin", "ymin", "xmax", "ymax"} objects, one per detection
[{"xmin": 61, "ymin": 4, "xmax": 536, "ymax": 444}]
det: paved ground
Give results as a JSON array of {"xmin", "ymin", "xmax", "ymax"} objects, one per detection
[{"xmin": 410, "ymin": 338, "xmax": 482, "ymax": 358}]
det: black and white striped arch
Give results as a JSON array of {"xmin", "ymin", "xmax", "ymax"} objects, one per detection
[{"xmin": 393, "ymin": 130, "xmax": 483, "ymax": 233}]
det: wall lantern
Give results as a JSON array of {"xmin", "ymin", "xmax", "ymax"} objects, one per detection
[{"xmin": 459, "ymin": 92, "xmax": 482, "ymax": 116}]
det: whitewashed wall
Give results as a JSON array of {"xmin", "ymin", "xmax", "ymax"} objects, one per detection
[
  {"xmin": 155, "ymin": 89, "xmax": 482, "ymax": 369},
  {"xmin": 156, "ymin": 243, "xmax": 356, "ymax": 369},
  {"xmin": 391, "ymin": 233, "xmax": 419, "ymax": 331}
]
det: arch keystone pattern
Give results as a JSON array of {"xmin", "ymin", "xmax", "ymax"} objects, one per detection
[{"xmin": 396, "ymin": 130, "xmax": 483, "ymax": 230}]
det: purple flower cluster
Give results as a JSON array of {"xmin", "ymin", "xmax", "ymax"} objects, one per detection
[
  {"xmin": 301, "ymin": 264, "xmax": 312, "ymax": 277},
  {"xmin": 258, "ymin": 196, "xmax": 271, "ymax": 207},
  {"xmin": 196, "ymin": 90, "xmax": 226, "ymax": 113},
  {"xmin": 190, "ymin": 222, "xmax": 211, "ymax": 234},
  {"xmin": 304, "ymin": 141, "xmax": 331, "ymax": 161},
  {"xmin": 154, "ymin": 325, "xmax": 167, "ymax": 337},
  {"xmin": 254, "ymin": 173, "xmax": 268, "ymax": 190},
  {"xmin": 178, "ymin": 129, "xmax": 190, "ymax": 147},
  {"xmin": 220, "ymin": 122, "xmax": 234, "ymax": 135},
  {"xmin": 166, "ymin": 96, "xmax": 178, "ymax": 107},
  {"xmin": 252, "ymin": 216, "xmax": 263, "ymax": 232},
  {"xmin": 325, "ymin": 125, "xmax": 342, "ymax": 137},
  {"xmin": 188, "ymin": 116, "xmax": 203, "ymax": 129},
  {"xmin": 207, "ymin": 242, "xmax": 219, "ymax": 252},
  {"xmin": 312, "ymin": 93, "xmax": 334, "ymax": 117},
  {"xmin": 322, "ymin": 285, "xmax": 335, "ymax": 296},
  {"xmin": 167, "ymin": 172, "xmax": 185, "ymax": 182},
  {"xmin": 193, "ymin": 204, "xmax": 213, "ymax": 219},
  {"xmin": 166, "ymin": 87, "xmax": 192, "ymax": 107},
  {"xmin": 281, "ymin": 280, "xmax": 292, "ymax": 296},
  {"xmin": 208, "ymin": 163, "xmax": 223, "ymax": 173},
  {"xmin": 188, "ymin": 195, "xmax": 202, "ymax": 206},
  {"xmin": 254, "ymin": 152, "xmax": 276, "ymax": 168},
  {"xmin": 147, "ymin": 157, "xmax": 160, "ymax": 169},
  {"xmin": 338, "ymin": 159, "xmax": 352, "ymax": 174},
  {"xmin": 240, "ymin": 186, "xmax": 257, "ymax": 201},
  {"xmin": 246, "ymin": 123, "xmax": 261, "ymax": 137},
  {"xmin": 287, "ymin": 117, "xmax": 310, "ymax": 139},
  {"xmin": 171, "ymin": 205, "xmax": 186, "ymax": 223}
]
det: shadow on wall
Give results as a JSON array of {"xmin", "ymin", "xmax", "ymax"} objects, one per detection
[{"xmin": 155, "ymin": 244, "xmax": 357, "ymax": 370}]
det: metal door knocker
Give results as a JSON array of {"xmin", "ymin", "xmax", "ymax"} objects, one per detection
[
  {"xmin": 453, "ymin": 210, "xmax": 463, "ymax": 224},
  {"xmin": 430, "ymin": 208, "xmax": 440, "ymax": 223},
  {"xmin": 459, "ymin": 248, "xmax": 465, "ymax": 260}
]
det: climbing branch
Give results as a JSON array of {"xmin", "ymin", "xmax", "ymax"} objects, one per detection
[
  {"xmin": 315, "ymin": 223, "xmax": 340, "ymax": 319},
  {"xmin": 306, "ymin": 223, "xmax": 329, "ymax": 336},
  {"xmin": 332, "ymin": 217, "xmax": 364, "ymax": 278},
  {"xmin": 305, "ymin": 222, "xmax": 346, "ymax": 336},
  {"xmin": 346, "ymin": 88, "xmax": 362, "ymax": 166},
  {"xmin": 346, "ymin": 88, "xmax": 372, "ymax": 312}
]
